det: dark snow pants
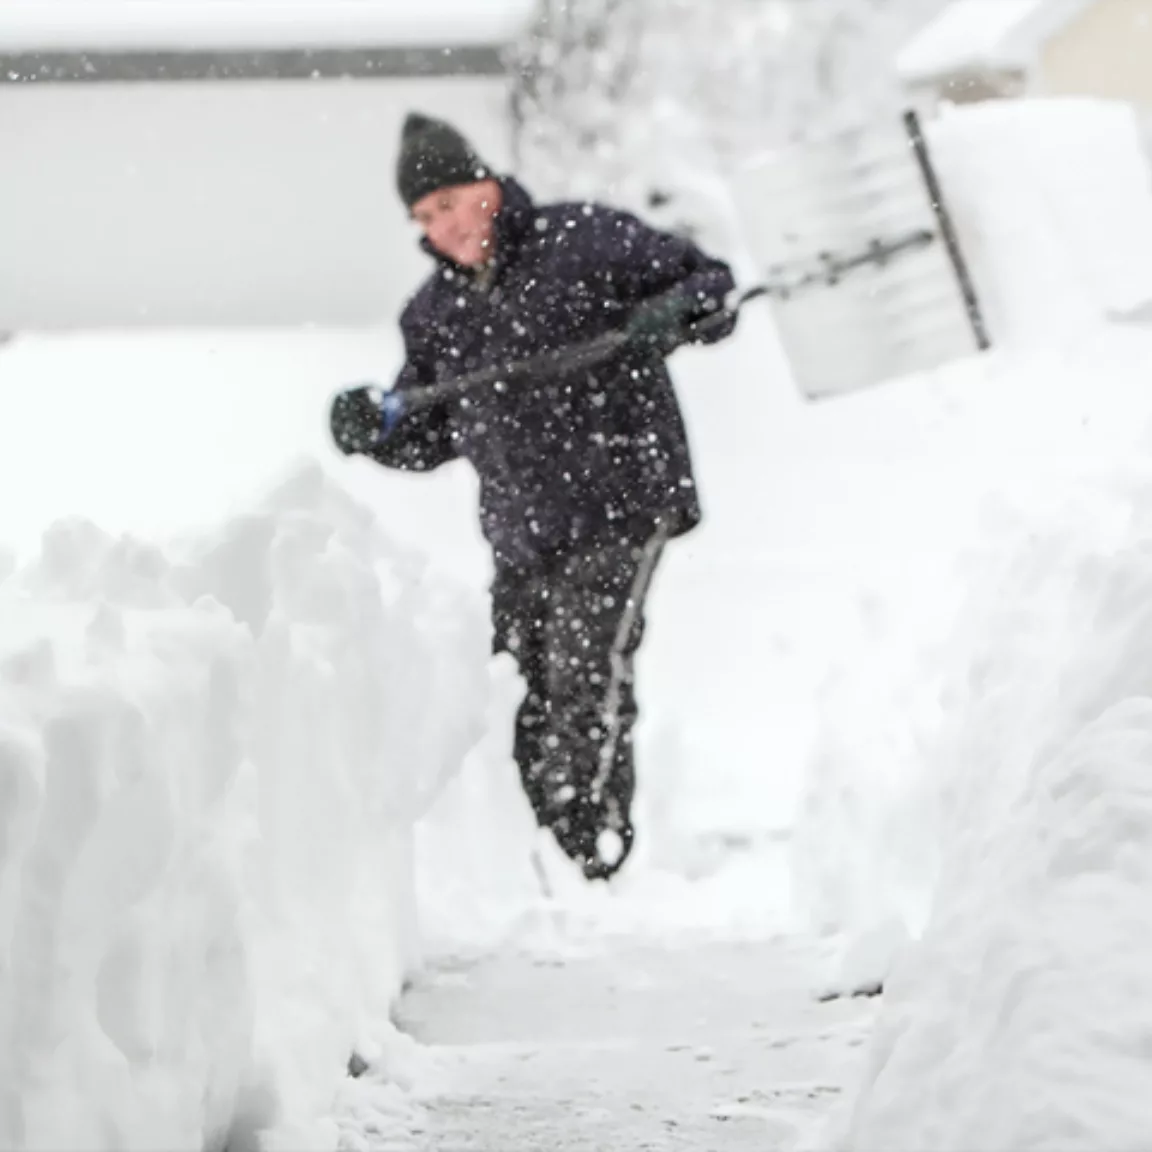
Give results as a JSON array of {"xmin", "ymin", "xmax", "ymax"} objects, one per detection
[{"xmin": 491, "ymin": 526, "xmax": 669, "ymax": 880}]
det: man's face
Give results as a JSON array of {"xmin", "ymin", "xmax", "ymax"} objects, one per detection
[{"xmin": 411, "ymin": 179, "xmax": 503, "ymax": 268}]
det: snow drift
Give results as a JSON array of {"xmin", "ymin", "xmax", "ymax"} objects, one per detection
[
  {"xmin": 790, "ymin": 332, "xmax": 1152, "ymax": 952},
  {"xmin": 0, "ymin": 463, "xmax": 491, "ymax": 1151},
  {"xmin": 808, "ymin": 458, "xmax": 1152, "ymax": 1151}
]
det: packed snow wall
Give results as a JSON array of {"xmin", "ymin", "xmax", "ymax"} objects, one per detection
[
  {"xmin": 807, "ymin": 464, "xmax": 1152, "ymax": 1151},
  {"xmin": 0, "ymin": 463, "xmax": 491, "ymax": 1151}
]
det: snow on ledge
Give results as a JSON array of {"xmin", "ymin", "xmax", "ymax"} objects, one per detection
[
  {"xmin": 0, "ymin": 0, "xmax": 534, "ymax": 53},
  {"xmin": 0, "ymin": 461, "xmax": 492, "ymax": 1150},
  {"xmin": 895, "ymin": 0, "xmax": 1093, "ymax": 82}
]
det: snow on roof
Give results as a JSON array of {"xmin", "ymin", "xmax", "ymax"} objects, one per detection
[
  {"xmin": 896, "ymin": 0, "xmax": 1092, "ymax": 82},
  {"xmin": 0, "ymin": 0, "xmax": 534, "ymax": 53}
]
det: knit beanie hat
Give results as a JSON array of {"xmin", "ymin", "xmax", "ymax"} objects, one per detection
[{"xmin": 396, "ymin": 112, "xmax": 495, "ymax": 208}]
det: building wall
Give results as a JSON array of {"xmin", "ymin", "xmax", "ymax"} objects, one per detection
[
  {"xmin": 1038, "ymin": 0, "xmax": 1152, "ymax": 106},
  {"xmin": 0, "ymin": 75, "xmax": 514, "ymax": 331},
  {"xmin": 936, "ymin": 70, "xmax": 1028, "ymax": 105}
]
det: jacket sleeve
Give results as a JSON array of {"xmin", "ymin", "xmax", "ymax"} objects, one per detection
[
  {"xmin": 366, "ymin": 308, "xmax": 461, "ymax": 474},
  {"xmin": 597, "ymin": 209, "xmax": 738, "ymax": 345}
]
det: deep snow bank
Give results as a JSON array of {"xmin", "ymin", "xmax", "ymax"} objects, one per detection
[
  {"xmin": 790, "ymin": 330, "xmax": 1152, "ymax": 958},
  {"xmin": 0, "ymin": 462, "xmax": 490, "ymax": 1151},
  {"xmin": 808, "ymin": 461, "xmax": 1152, "ymax": 1150}
]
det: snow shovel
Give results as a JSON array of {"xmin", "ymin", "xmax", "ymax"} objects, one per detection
[{"xmin": 329, "ymin": 284, "xmax": 770, "ymax": 456}]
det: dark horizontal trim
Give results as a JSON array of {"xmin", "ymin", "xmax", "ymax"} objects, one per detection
[{"xmin": 0, "ymin": 44, "xmax": 509, "ymax": 83}]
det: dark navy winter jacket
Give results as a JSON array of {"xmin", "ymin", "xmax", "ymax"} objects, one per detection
[{"xmin": 369, "ymin": 177, "xmax": 737, "ymax": 574}]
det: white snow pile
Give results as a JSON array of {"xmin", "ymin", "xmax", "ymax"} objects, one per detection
[
  {"xmin": 790, "ymin": 331, "xmax": 1152, "ymax": 954},
  {"xmin": 0, "ymin": 462, "xmax": 491, "ymax": 1151},
  {"xmin": 803, "ymin": 420, "xmax": 1152, "ymax": 1151}
]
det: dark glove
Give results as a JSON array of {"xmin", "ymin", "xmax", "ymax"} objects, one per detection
[
  {"xmin": 623, "ymin": 292, "xmax": 702, "ymax": 357},
  {"xmin": 329, "ymin": 385, "xmax": 406, "ymax": 456}
]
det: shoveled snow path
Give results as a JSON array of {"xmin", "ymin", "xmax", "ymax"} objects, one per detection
[{"xmin": 373, "ymin": 932, "xmax": 875, "ymax": 1150}]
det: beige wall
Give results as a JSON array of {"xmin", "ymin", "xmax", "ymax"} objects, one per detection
[
  {"xmin": 0, "ymin": 76, "xmax": 514, "ymax": 331},
  {"xmin": 1038, "ymin": 0, "xmax": 1152, "ymax": 106}
]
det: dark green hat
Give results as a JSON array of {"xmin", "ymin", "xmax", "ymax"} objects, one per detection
[{"xmin": 396, "ymin": 112, "xmax": 495, "ymax": 208}]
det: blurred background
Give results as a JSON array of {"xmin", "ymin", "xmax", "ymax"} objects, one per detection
[{"xmin": 4, "ymin": 0, "xmax": 1150, "ymax": 334}]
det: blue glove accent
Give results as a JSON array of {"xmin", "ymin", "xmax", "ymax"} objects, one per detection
[{"xmin": 377, "ymin": 391, "xmax": 406, "ymax": 441}]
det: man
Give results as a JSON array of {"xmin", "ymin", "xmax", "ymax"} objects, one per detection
[{"xmin": 332, "ymin": 112, "xmax": 738, "ymax": 881}]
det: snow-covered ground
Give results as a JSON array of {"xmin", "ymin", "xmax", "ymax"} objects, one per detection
[{"xmin": 5, "ymin": 92, "xmax": 1152, "ymax": 1150}]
